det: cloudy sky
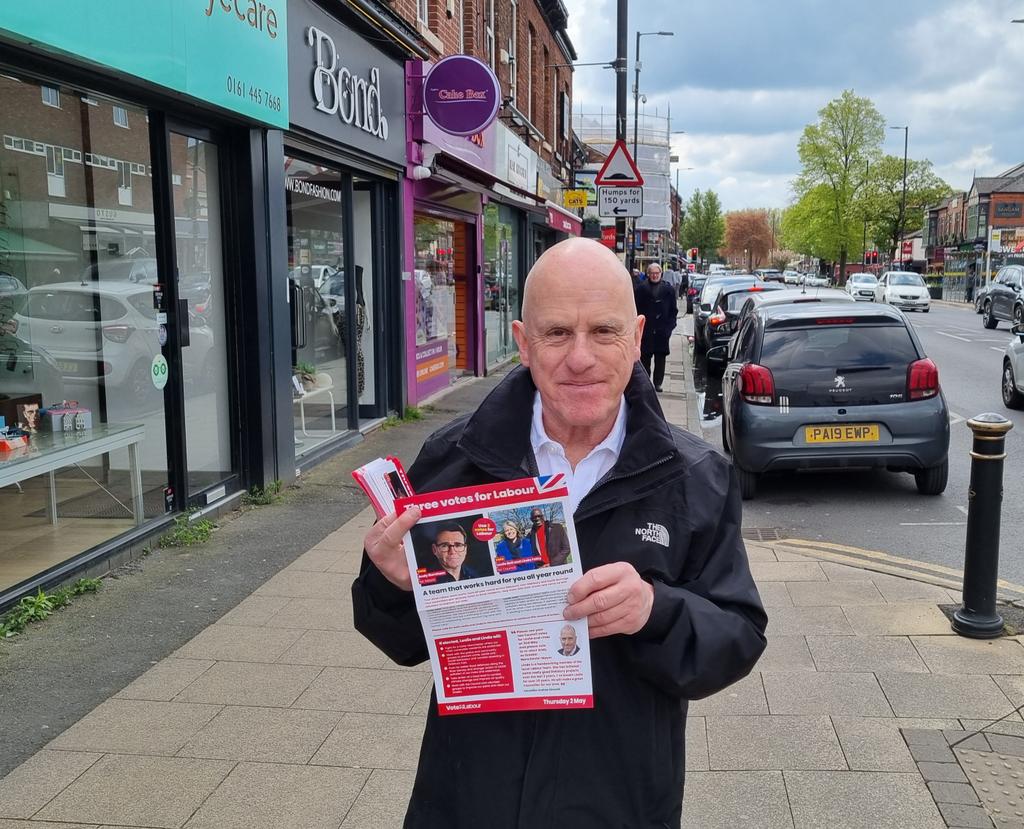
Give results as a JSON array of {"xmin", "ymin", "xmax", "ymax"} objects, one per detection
[{"xmin": 563, "ymin": 0, "xmax": 1024, "ymax": 211}]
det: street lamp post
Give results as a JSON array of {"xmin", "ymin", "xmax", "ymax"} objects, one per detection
[
  {"xmin": 890, "ymin": 125, "xmax": 909, "ymax": 264},
  {"xmin": 629, "ymin": 29, "xmax": 673, "ymax": 271},
  {"xmin": 863, "ymin": 159, "xmax": 870, "ymax": 268}
]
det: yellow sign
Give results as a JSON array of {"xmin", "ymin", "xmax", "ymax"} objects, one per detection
[{"xmin": 563, "ymin": 190, "xmax": 588, "ymax": 209}]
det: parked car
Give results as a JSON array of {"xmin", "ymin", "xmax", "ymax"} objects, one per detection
[
  {"xmin": 845, "ymin": 272, "xmax": 878, "ymax": 301},
  {"xmin": 1002, "ymin": 322, "xmax": 1024, "ymax": 409},
  {"xmin": 875, "ymin": 271, "xmax": 930, "ymax": 312},
  {"xmin": 755, "ymin": 269, "xmax": 784, "ymax": 283},
  {"xmin": 721, "ymin": 302, "xmax": 949, "ymax": 499},
  {"xmin": 686, "ymin": 275, "xmax": 709, "ymax": 314},
  {"xmin": 14, "ymin": 281, "xmax": 216, "ymax": 400},
  {"xmin": 694, "ymin": 276, "xmax": 759, "ymax": 352},
  {"xmin": 733, "ymin": 287, "xmax": 855, "ymax": 331},
  {"xmin": 783, "ymin": 270, "xmax": 802, "ymax": 285},
  {"xmin": 705, "ymin": 283, "xmax": 788, "ymax": 370},
  {"xmin": 801, "ymin": 273, "xmax": 831, "ymax": 288},
  {"xmin": 980, "ymin": 265, "xmax": 1024, "ymax": 329}
]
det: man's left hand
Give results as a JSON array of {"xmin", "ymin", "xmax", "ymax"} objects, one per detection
[{"xmin": 563, "ymin": 562, "xmax": 654, "ymax": 638}]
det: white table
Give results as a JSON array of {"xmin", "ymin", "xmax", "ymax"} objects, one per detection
[{"xmin": 0, "ymin": 423, "xmax": 146, "ymax": 525}]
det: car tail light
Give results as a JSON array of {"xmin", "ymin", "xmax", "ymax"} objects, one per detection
[
  {"xmin": 907, "ymin": 358, "xmax": 939, "ymax": 400},
  {"xmin": 739, "ymin": 363, "xmax": 775, "ymax": 405},
  {"xmin": 101, "ymin": 324, "xmax": 135, "ymax": 344},
  {"xmin": 688, "ymin": 287, "xmax": 698, "ymax": 296},
  {"xmin": 709, "ymin": 308, "xmax": 727, "ymax": 327}
]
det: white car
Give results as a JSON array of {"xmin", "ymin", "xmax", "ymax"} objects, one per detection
[
  {"xmin": 14, "ymin": 281, "xmax": 215, "ymax": 399},
  {"xmin": 1003, "ymin": 322, "xmax": 1024, "ymax": 409},
  {"xmin": 845, "ymin": 272, "xmax": 878, "ymax": 301},
  {"xmin": 876, "ymin": 271, "xmax": 930, "ymax": 312},
  {"xmin": 802, "ymin": 273, "xmax": 830, "ymax": 288},
  {"xmin": 782, "ymin": 270, "xmax": 802, "ymax": 285}
]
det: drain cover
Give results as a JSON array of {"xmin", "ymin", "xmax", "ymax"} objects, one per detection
[
  {"xmin": 742, "ymin": 527, "xmax": 787, "ymax": 542},
  {"xmin": 958, "ymin": 747, "xmax": 1024, "ymax": 826}
]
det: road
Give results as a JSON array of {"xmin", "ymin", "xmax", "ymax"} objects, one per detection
[{"xmin": 685, "ymin": 301, "xmax": 1024, "ymax": 583}]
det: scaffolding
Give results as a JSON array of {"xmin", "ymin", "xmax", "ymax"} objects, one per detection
[{"xmin": 574, "ymin": 107, "xmax": 672, "ymax": 232}]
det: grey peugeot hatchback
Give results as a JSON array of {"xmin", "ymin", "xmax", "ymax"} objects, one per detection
[{"xmin": 721, "ymin": 302, "xmax": 949, "ymax": 499}]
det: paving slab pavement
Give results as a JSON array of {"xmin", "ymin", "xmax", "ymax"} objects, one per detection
[{"xmin": 2, "ymin": 333, "xmax": 1024, "ymax": 827}]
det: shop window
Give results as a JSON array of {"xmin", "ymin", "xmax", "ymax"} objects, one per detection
[
  {"xmin": 414, "ymin": 215, "xmax": 456, "ymax": 347},
  {"xmin": 0, "ymin": 71, "xmax": 169, "ymax": 598},
  {"xmin": 483, "ymin": 204, "xmax": 519, "ymax": 366},
  {"xmin": 112, "ymin": 106, "xmax": 129, "ymax": 129}
]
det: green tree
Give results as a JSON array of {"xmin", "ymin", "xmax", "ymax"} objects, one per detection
[
  {"xmin": 781, "ymin": 185, "xmax": 864, "ymax": 262},
  {"xmin": 680, "ymin": 189, "xmax": 726, "ymax": 262},
  {"xmin": 861, "ymin": 155, "xmax": 952, "ymax": 259},
  {"xmin": 795, "ymin": 90, "xmax": 885, "ymax": 279}
]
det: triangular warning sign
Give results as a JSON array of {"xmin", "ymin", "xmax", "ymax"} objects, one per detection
[{"xmin": 594, "ymin": 140, "xmax": 644, "ymax": 186}]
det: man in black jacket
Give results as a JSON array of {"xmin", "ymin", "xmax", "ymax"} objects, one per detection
[
  {"xmin": 634, "ymin": 262, "xmax": 678, "ymax": 392},
  {"xmin": 528, "ymin": 506, "xmax": 571, "ymax": 567},
  {"xmin": 352, "ymin": 237, "xmax": 766, "ymax": 829}
]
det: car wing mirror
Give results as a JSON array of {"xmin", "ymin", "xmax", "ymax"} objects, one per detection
[{"xmin": 707, "ymin": 345, "xmax": 728, "ymax": 361}]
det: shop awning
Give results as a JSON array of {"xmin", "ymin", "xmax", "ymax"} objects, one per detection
[
  {"xmin": 0, "ymin": 230, "xmax": 78, "ymax": 259},
  {"xmin": 433, "ymin": 154, "xmax": 547, "ymax": 217},
  {"xmin": 544, "ymin": 202, "xmax": 582, "ymax": 236}
]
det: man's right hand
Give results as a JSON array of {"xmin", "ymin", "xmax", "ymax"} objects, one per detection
[{"xmin": 364, "ymin": 507, "xmax": 421, "ymax": 591}]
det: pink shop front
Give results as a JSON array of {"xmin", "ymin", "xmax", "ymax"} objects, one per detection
[{"xmin": 402, "ymin": 59, "xmax": 552, "ymax": 405}]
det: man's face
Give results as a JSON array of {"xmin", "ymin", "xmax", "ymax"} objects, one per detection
[
  {"xmin": 432, "ymin": 530, "xmax": 467, "ymax": 571},
  {"xmin": 514, "ymin": 247, "xmax": 642, "ymax": 433},
  {"xmin": 647, "ymin": 266, "xmax": 662, "ymax": 283},
  {"xmin": 530, "ymin": 510, "xmax": 544, "ymax": 528},
  {"xmin": 560, "ymin": 627, "xmax": 577, "ymax": 652}
]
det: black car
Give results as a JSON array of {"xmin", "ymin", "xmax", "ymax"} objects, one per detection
[
  {"xmin": 685, "ymin": 275, "xmax": 708, "ymax": 314},
  {"xmin": 705, "ymin": 283, "xmax": 788, "ymax": 370},
  {"xmin": 694, "ymin": 276, "xmax": 759, "ymax": 353},
  {"xmin": 980, "ymin": 265, "xmax": 1024, "ymax": 329}
]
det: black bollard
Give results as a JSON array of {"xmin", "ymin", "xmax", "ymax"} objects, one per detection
[{"xmin": 952, "ymin": 413, "xmax": 1014, "ymax": 639}]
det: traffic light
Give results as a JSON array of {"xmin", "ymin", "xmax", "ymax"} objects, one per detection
[
  {"xmin": 871, "ymin": 251, "xmax": 878, "ymax": 264},
  {"xmin": 690, "ymin": 247, "xmax": 699, "ymax": 262}
]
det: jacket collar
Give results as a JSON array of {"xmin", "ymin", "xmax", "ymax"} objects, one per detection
[{"xmin": 458, "ymin": 364, "xmax": 679, "ymax": 480}]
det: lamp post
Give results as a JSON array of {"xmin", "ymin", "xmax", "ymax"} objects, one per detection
[
  {"xmin": 629, "ymin": 29, "xmax": 673, "ymax": 271},
  {"xmin": 890, "ymin": 125, "xmax": 909, "ymax": 264},
  {"xmin": 863, "ymin": 159, "xmax": 870, "ymax": 268}
]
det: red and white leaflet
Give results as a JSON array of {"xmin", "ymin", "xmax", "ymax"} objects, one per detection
[
  {"xmin": 351, "ymin": 456, "xmax": 414, "ymax": 518},
  {"xmin": 395, "ymin": 475, "xmax": 593, "ymax": 716}
]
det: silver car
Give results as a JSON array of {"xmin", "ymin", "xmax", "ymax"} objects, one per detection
[
  {"xmin": 1003, "ymin": 322, "xmax": 1024, "ymax": 409},
  {"xmin": 722, "ymin": 302, "xmax": 949, "ymax": 499}
]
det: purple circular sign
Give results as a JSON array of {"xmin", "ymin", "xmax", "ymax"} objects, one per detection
[{"xmin": 423, "ymin": 55, "xmax": 501, "ymax": 137}]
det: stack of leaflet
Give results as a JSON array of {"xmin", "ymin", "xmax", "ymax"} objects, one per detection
[{"xmin": 351, "ymin": 456, "xmax": 414, "ymax": 518}]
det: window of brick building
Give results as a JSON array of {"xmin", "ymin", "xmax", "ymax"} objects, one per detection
[
  {"xmin": 485, "ymin": 0, "xmax": 495, "ymax": 68},
  {"xmin": 457, "ymin": 0, "xmax": 465, "ymax": 51},
  {"xmin": 417, "ymin": 0, "xmax": 428, "ymax": 27},
  {"xmin": 527, "ymin": 26, "xmax": 533, "ymax": 121},
  {"xmin": 508, "ymin": 0, "xmax": 518, "ymax": 105}
]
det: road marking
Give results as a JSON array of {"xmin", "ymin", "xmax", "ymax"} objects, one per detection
[
  {"xmin": 935, "ymin": 331, "xmax": 972, "ymax": 342},
  {"xmin": 955, "ymin": 505, "xmax": 968, "ymax": 515},
  {"xmin": 899, "ymin": 521, "xmax": 966, "ymax": 526},
  {"xmin": 949, "ymin": 411, "xmax": 965, "ymax": 426},
  {"xmin": 778, "ymin": 537, "xmax": 1024, "ymax": 598},
  {"xmin": 991, "ymin": 347, "xmax": 1005, "ymax": 353}
]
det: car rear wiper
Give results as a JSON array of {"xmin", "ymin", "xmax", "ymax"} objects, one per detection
[{"xmin": 837, "ymin": 365, "xmax": 891, "ymax": 373}]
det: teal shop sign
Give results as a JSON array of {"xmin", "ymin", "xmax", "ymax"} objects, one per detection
[{"xmin": 0, "ymin": 0, "xmax": 288, "ymax": 128}]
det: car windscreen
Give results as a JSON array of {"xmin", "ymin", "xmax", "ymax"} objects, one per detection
[
  {"xmin": 889, "ymin": 273, "xmax": 925, "ymax": 286},
  {"xmin": 849, "ymin": 274, "xmax": 877, "ymax": 285},
  {"xmin": 759, "ymin": 322, "xmax": 920, "ymax": 406},
  {"xmin": 726, "ymin": 288, "xmax": 783, "ymax": 312}
]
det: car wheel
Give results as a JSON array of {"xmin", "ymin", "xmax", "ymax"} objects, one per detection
[
  {"xmin": 1014, "ymin": 304, "xmax": 1024, "ymax": 328},
  {"xmin": 983, "ymin": 301, "xmax": 999, "ymax": 329},
  {"xmin": 923, "ymin": 307, "xmax": 930, "ymax": 313},
  {"xmin": 914, "ymin": 459, "xmax": 948, "ymax": 496},
  {"xmin": 734, "ymin": 463, "xmax": 758, "ymax": 500},
  {"xmin": 1003, "ymin": 361, "xmax": 1024, "ymax": 410}
]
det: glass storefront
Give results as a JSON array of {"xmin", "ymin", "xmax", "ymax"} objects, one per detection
[
  {"xmin": 0, "ymin": 73, "xmax": 170, "ymax": 594},
  {"xmin": 484, "ymin": 203, "xmax": 520, "ymax": 365},
  {"xmin": 414, "ymin": 214, "xmax": 457, "ymax": 381}
]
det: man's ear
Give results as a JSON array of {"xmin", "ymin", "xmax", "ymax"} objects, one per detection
[
  {"xmin": 633, "ymin": 315, "xmax": 645, "ymax": 361},
  {"xmin": 512, "ymin": 320, "xmax": 530, "ymax": 366}
]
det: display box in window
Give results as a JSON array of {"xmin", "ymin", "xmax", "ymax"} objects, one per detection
[{"xmin": 42, "ymin": 401, "xmax": 93, "ymax": 432}]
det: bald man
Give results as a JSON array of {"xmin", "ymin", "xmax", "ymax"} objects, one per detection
[{"xmin": 353, "ymin": 238, "xmax": 766, "ymax": 829}]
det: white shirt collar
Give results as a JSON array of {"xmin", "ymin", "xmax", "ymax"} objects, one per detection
[{"xmin": 530, "ymin": 391, "xmax": 628, "ymax": 464}]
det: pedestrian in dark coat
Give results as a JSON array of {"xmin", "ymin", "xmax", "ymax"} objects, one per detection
[
  {"xmin": 353, "ymin": 238, "xmax": 766, "ymax": 829},
  {"xmin": 634, "ymin": 262, "xmax": 678, "ymax": 391}
]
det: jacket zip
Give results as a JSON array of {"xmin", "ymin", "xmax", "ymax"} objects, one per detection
[{"xmin": 575, "ymin": 453, "xmax": 677, "ymax": 522}]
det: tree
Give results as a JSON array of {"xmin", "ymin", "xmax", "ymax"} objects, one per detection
[
  {"xmin": 781, "ymin": 185, "xmax": 865, "ymax": 264},
  {"xmin": 680, "ymin": 189, "xmax": 725, "ymax": 262},
  {"xmin": 861, "ymin": 155, "xmax": 952, "ymax": 260},
  {"xmin": 795, "ymin": 90, "xmax": 885, "ymax": 281},
  {"xmin": 725, "ymin": 209, "xmax": 773, "ymax": 271}
]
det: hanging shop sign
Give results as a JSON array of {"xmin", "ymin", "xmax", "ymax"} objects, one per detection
[
  {"xmin": 0, "ymin": 0, "xmax": 289, "ymax": 128},
  {"xmin": 422, "ymin": 55, "xmax": 501, "ymax": 137},
  {"xmin": 287, "ymin": 0, "xmax": 406, "ymax": 165}
]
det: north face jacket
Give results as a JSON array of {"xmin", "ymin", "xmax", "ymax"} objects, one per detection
[{"xmin": 352, "ymin": 364, "xmax": 767, "ymax": 829}]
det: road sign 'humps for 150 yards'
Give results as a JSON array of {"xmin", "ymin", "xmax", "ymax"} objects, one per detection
[
  {"xmin": 598, "ymin": 186, "xmax": 643, "ymax": 218},
  {"xmin": 594, "ymin": 140, "xmax": 644, "ymax": 187}
]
